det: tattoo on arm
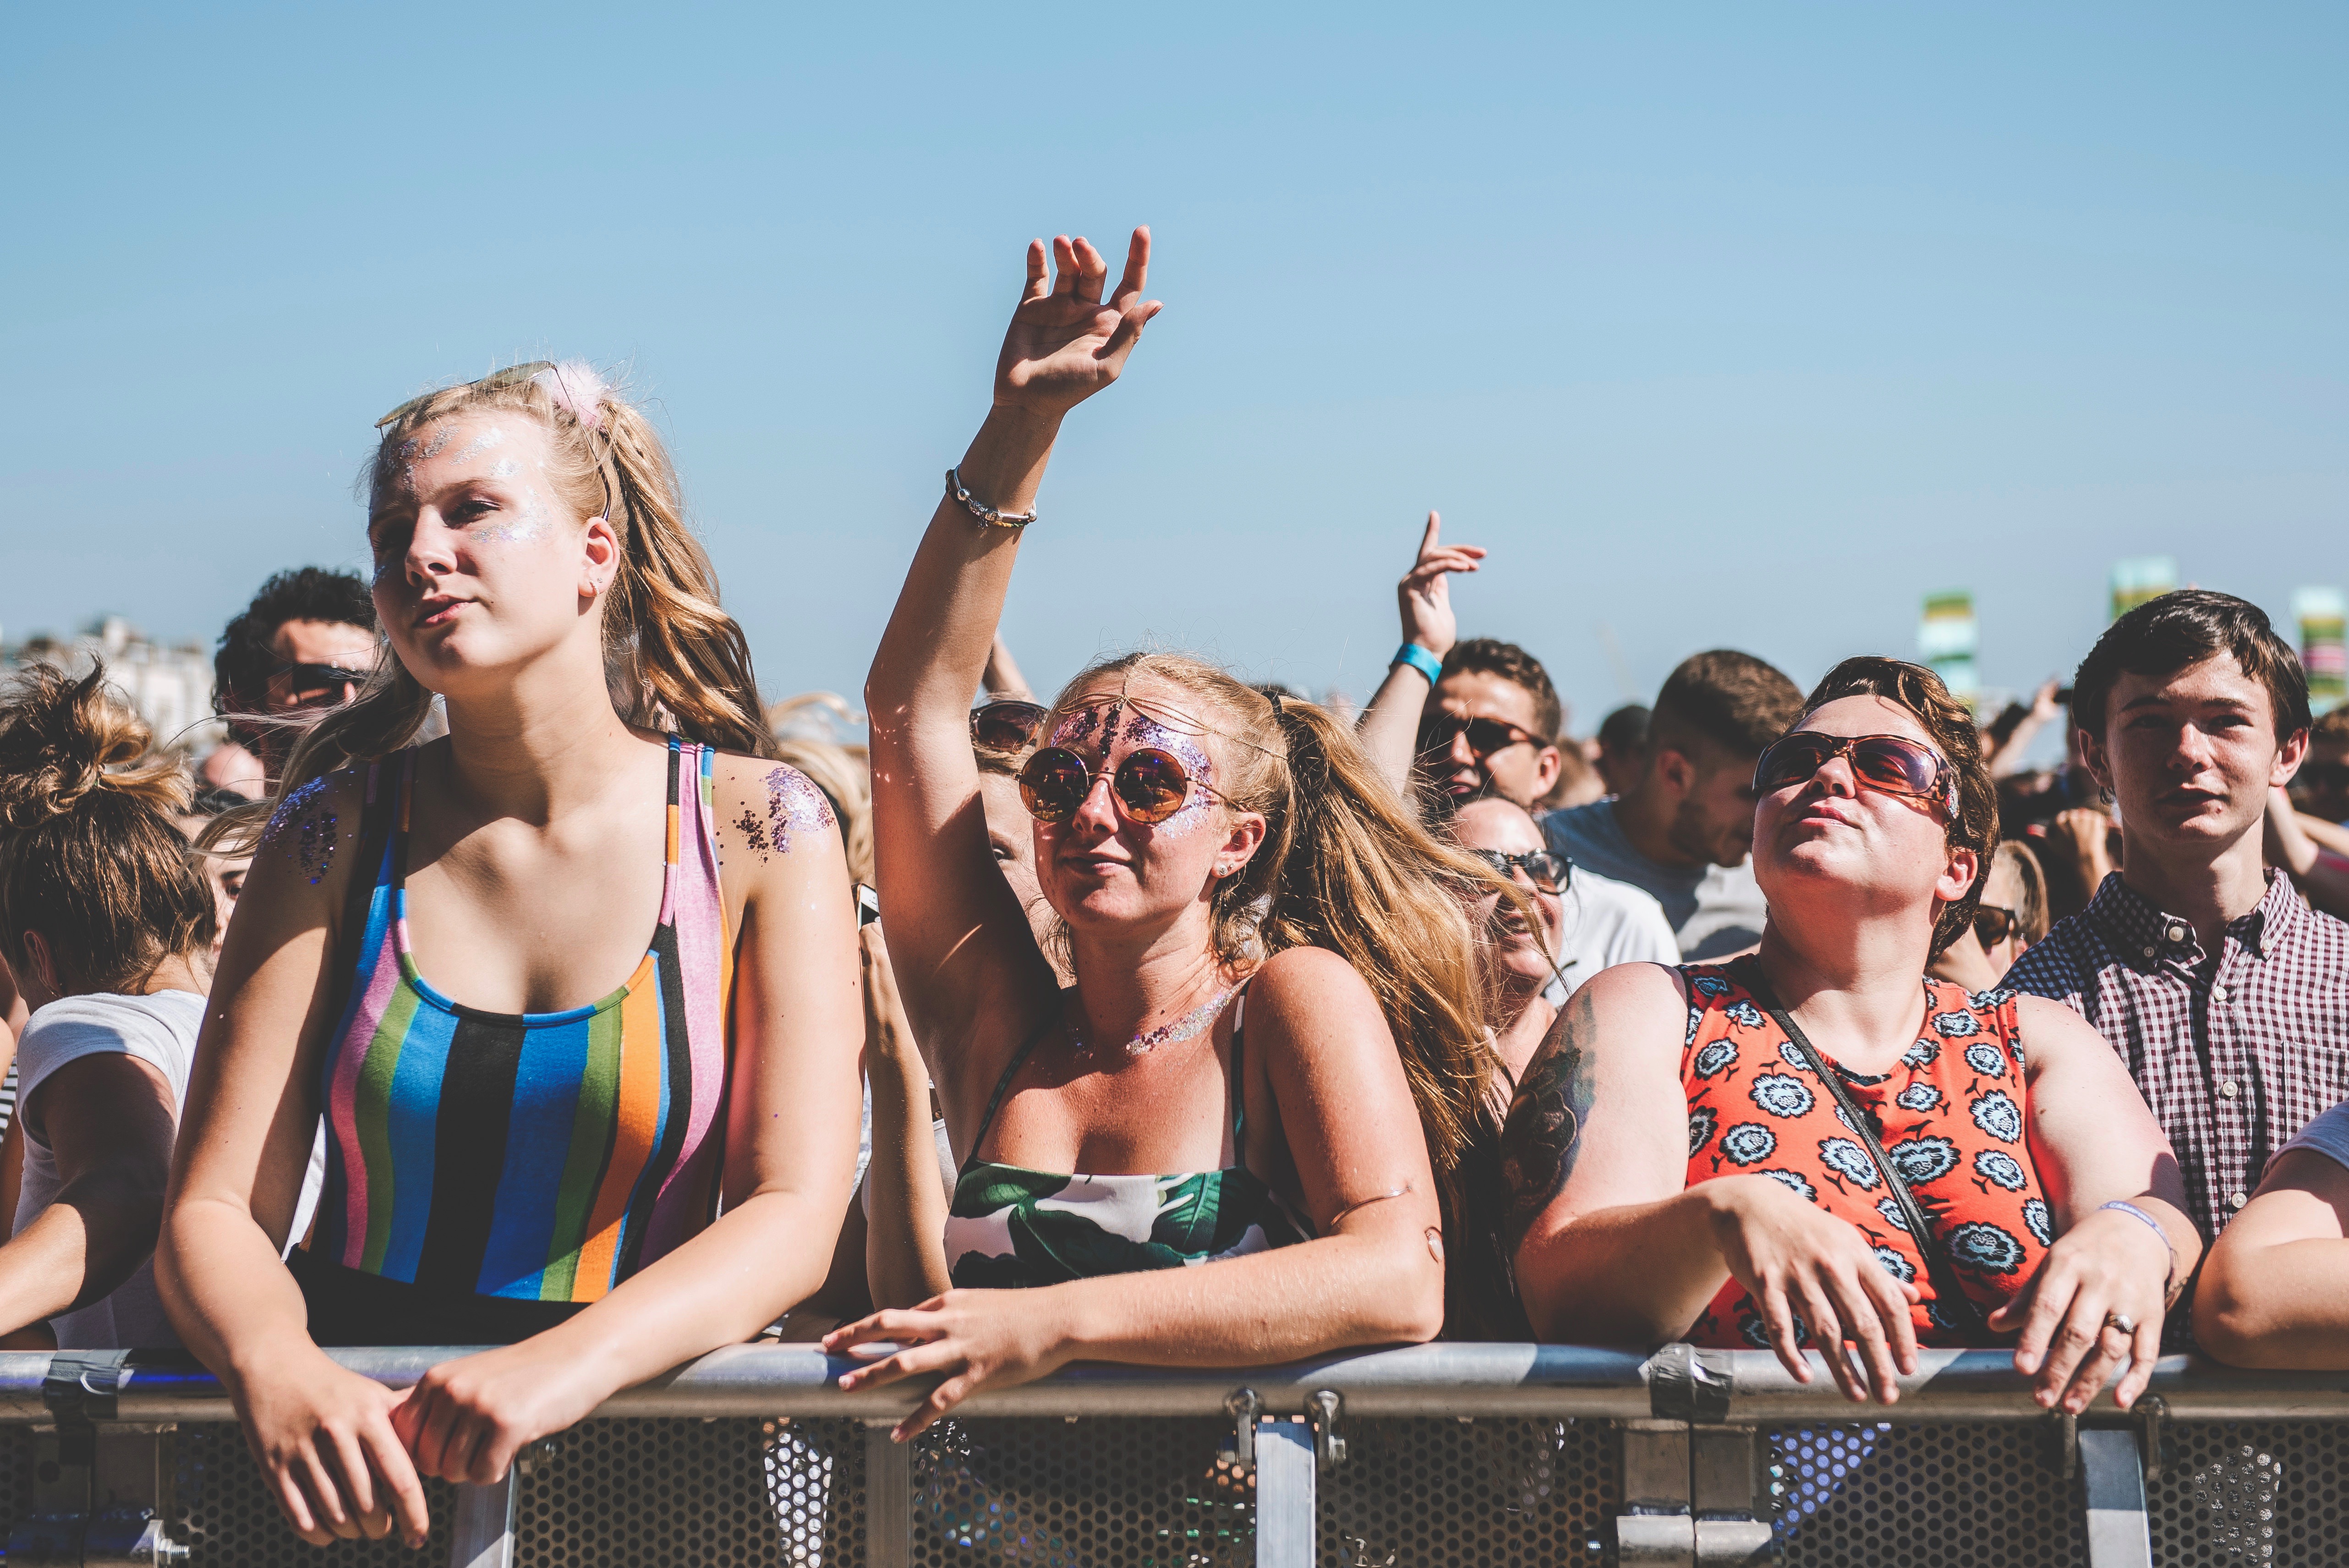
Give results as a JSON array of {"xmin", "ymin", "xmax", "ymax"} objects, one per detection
[{"xmin": 1499, "ymin": 987, "xmax": 1600, "ymax": 1257}]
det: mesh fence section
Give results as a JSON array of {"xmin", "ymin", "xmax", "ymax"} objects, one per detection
[
  {"xmin": 0, "ymin": 1409, "xmax": 2336, "ymax": 1563},
  {"xmin": 909, "ymin": 1415, "xmax": 1252, "ymax": 1567},
  {"xmin": 1315, "ymin": 1415, "xmax": 1619, "ymax": 1568}
]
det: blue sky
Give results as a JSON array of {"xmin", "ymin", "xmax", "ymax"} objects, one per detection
[{"xmin": 5, "ymin": 4, "xmax": 2342, "ymax": 742}]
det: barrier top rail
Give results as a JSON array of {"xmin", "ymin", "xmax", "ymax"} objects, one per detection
[{"xmin": 7, "ymin": 1343, "xmax": 2348, "ymax": 1426}]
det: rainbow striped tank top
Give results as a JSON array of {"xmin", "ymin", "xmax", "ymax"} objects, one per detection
[{"xmin": 315, "ymin": 736, "xmax": 732, "ymax": 1307}]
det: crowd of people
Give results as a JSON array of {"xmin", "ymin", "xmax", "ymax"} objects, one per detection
[{"xmin": 0, "ymin": 225, "xmax": 2344, "ymax": 1545}]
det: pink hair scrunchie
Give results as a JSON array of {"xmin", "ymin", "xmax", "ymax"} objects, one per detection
[{"xmin": 531, "ymin": 360, "xmax": 609, "ymax": 432}]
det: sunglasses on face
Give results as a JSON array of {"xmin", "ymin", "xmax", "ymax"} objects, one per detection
[
  {"xmin": 1018, "ymin": 746, "xmax": 1229, "ymax": 827},
  {"xmin": 970, "ymin": 699, "xmax": 1049, "ymax": 756},
  {"xmin": 1418, "ymin": 712, "xmax": 1542, "ymax": 761},
  {"xmin": 273, "ymin": 661, "xmax": 375, "ymax": 708},
  {"xmin": 1754, "ymin": 731, "xmax": 1955, "ymax": 817},
  {"xmin": 1468, "ymin": 847, "xmax": 1571, "ymax": 895},
  {"xmin": 1973, "ymin": 904, "xmax": 2022, "ymax": 947}
]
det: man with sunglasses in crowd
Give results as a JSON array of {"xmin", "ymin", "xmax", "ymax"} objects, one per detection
[
  {"xmin": 2003, "ymin": 590, "xmax": 2349, "ymax": 1247},
  {"xmin": 209, "ymin": 567, "xmax": 381, "ymax": 788},
  {"xmin": 1357, "ymin": 517, "xmax": 1678, "ymax": 996},
  {"xmin": 1541, "ymin": 650, "xmax": 1805, "ymax": 961}
]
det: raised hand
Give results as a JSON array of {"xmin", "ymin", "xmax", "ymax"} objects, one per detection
[
  {"xmin": 1397, "ymin": 511, "xmax": 1486, "ymax": 661},
  {"xmin": 994, "ymin": 229, "xmax": 1163, "ymax": 416}
]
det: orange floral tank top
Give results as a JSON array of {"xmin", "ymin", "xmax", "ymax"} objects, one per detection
[{"xmin": 1680, "ymin": 957, "xmax": 2052, "ymax": 1349}]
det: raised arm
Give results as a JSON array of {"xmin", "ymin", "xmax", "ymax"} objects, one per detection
[
  {"xmin": 865, "ymin": 230, "xmax": 1161, "ymax": 1083},
  {"xmin": 1354, "ymin": 512, "xmax": 1484, "ymax": 803},
  {"xmin": 1507, "ymin": 964, "xmax": 1922, "ymax": 1404},
  {"xmin": 1987, "ymin": 996, "xmax": 2198, "ymax": 1412}
]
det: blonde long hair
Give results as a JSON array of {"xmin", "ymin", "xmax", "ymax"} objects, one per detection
[
  {"xmin": 242, "ymin": 363, "xmax": 771, "ymax": 839},
  {"xmin": 1048, "ymin": 653, "xmax": 1504, "ymax": 1213}
]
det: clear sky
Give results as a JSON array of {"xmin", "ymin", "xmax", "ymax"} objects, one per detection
[{"xmin": 5, "ymin": 4, "xmax": 2342, "ymax": 741}]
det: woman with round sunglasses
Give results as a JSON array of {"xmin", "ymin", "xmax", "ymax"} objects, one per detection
[
  {"xmin": 844, "ymin": 229, "xmax": 1502, "ymax": 1438},
  {"xmin": 1505, "ymin": 656, "xmax": 2196, "ymax": 1411}
]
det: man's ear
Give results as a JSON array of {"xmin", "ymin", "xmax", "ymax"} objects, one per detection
[
  {"xmin": 1532, "ymin": 744, "xmax": 1562, "ymax": 798},
  {"xmin": 2075, "ymin": 725, "xmax": 2115, "ymax": 796},
  {"xmin": 1653, "ymin": 746, "xmax": 1698, "ymax": 803},
  {"xmin": 2272, "ymin": 726, "xmax": 2311, "ymax": 787},
  {"xmin": 16, "ymin": 931, "xmax": 61, "ymax": 997}
]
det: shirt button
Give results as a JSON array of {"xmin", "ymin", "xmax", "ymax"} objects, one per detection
[
  {"xmin": 2166, "ymin": 922, "xmax": 2190, "ymax": 945},
  {"xmin": 2142, "ymin": 945, "xmax": 2157, "ymax": 958},
  {"xmin": 2219, "ymin": 1079, "xmax": 2239, "ymax": 1099},
  {"xmin": 2212, "ymin": 983, "xmax": 2229, "ymax": 1001},
  {"xmin": 2229, "ymin": 1191, "xmax": 2249, "ymax": 1210}
]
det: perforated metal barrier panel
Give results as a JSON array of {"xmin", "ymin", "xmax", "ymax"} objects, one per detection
[{"xmin": 3, "ymin": 1412, "xmax": 2346, "ymax": 1563}]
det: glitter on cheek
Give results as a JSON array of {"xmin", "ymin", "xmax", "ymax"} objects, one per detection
[{"xmin": 473, "ymin": 486, "xmax": 550, "ymax": 545}]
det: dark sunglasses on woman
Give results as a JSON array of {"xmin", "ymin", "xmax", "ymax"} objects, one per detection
[
  {"xmin": 970, "ymin": 699, "xmax": 1049, "ymax": 755},
  {"xmin": 1417, "ymin": 711, "xmax": 1541, "ymax": 760},
  {"xmin": 1973, "ymin": 904, "xmax": 2023, "ymax": 947},
  {"xmin": 1753, "ymin": 731, "xmax": 1955, "ymax": 817},
  {"xmin": 1018, "ymin": 746, "xmax": 1232, "ymax": 827},
  {"xmin": 1467, "ymin": 847, "xmax": 1571, "ymax": 895}
]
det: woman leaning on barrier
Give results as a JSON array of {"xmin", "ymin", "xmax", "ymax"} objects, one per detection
[
  {"xmin": 837, "ymin": 227, "xmax": 1504, "ymax": 1438},
  {"xmin": 157, "ymin": 363, "xmax": 863, "ymax": 1547},
  {"xmin": 1502, "ymin": 657, "xmax": 2199, "ymax": 1411}
]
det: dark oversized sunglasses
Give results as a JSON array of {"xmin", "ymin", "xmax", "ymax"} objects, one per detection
[
  {"xmin": 1417, "ymin": 712, "xmax": 1542, "ymax": 760},
  {"xmin": 970, "ymin": 699, "xmax": 1049, "ymax": 756},
  {"xmin": 273, "ymin": 661, "xmax": 376, "ymax": 707},
  {"xmin": 1973, "ymin": 904, "xmax": 2022, "ymax": 946},
  {"xmin": 1754, "ymin": 731, "xmax": 1955, "ymax": 816},
  {"xmin": 1468, "ymin": 847, "xmax": 1571, "ymax": 895},
  {"xmin": 1018, "ymin": 745, "xmax": 1229, "ymax": 827}
]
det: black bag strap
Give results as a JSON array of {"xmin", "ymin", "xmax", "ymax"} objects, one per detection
[{"xmin": 1738, "ymin": 965, "xmax": 1993, "ymax": 1343}]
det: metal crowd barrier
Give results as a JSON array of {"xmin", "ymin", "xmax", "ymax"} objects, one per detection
[{"xmin": 1, "ymin": 1342, "xmax": 2343, "ymax": 1566}]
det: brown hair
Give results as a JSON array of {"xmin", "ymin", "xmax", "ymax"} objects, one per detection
[
  {"xmin": 2072, "ymin": 590, "xmax": 2311, "ymax": 744},
  {"xmin": 1794, "ymin": 656, "xmax": 1998, "ymax": 958},
  {"xmin": 1045, "ymin": 654, "xmax": 1503, "ymax": 1216},
  {"xmin": 0, "ymin": 664, "xmax": 214, "ymax": 993},
  {"xmin": 1652, "ymin": 649, "xmax": 1804, "ymax": 762},
  {"xmin": 1441, "ymin": 638, "xmax": 1564, "ymax": 742},
  {"xmin": 241, "ymin": 363, "xmax": 771, "ymax": 841},
  {"xmin": 2306, "ymin": 705, "xmax": 2349, "ymax": 748}
]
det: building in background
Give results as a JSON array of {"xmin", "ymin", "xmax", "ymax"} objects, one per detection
[{"xmin": 0, "ymin": 616, "xmax": 222, "ymax": 754}]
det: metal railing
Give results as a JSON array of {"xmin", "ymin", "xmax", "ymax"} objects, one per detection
[{"xmin": 3, "ymin": 1343, "xmax": 2344, "ymax": 1566}]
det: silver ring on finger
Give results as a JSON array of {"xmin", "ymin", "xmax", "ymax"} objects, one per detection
[{"xmin": 2103, "ymin": 1311, "xmax": 2136, "ymax": 1337}]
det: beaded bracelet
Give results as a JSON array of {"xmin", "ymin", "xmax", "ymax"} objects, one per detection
[{"xmin": 946, "ymin": 468, "xmax": 1036, "ymax": 529}]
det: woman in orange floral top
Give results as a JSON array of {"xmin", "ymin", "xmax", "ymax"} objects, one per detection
[{"xmin": 1503, "ymin": 657, "xmax": 2197, "ymax": 1412}]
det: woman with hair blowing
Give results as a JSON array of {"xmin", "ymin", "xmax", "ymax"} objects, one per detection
[
  {"xmin": 1505, "ymin": 658, "xmax": 2195, "ymax": 1412},
  {"xmin": 159, "ymin": 362, "xmax": 862, "ymax": 1547},
  {"xmin": 0, "ymin": 665, "xmax": 214, "ymax": 1349},
  {"xmin": 836, "ymin": 229, "xmax": 1497, "ymax": 1437}
]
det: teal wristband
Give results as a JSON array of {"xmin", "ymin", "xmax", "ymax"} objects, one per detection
[{"xmin": 1393, "ymin": 643, "xmax": 1444, "ymax": 684}]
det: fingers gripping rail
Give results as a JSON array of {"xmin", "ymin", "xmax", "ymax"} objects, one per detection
[{"xmin": 0, "ymin": 1343, "xmax": 2336, "ymax": 1566}]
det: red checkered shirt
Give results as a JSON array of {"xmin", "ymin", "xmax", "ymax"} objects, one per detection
[{"xmin": 2001, "ymin": 870, "xmax": 2349, "ymax": 1241}]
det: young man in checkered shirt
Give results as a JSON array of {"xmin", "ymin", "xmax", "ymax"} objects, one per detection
[{"xmin": 2002, "ymin": 591, "xmax": 2349, "ymax": 1253}]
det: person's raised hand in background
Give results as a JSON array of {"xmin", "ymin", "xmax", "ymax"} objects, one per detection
[
  {"xmin": 1357, "ymin": 512, "xmax": 1489, "ymax": 799},
  {"xmin": 1397, "ymin": 512, "xmax": 1485, "ymax": 666}
]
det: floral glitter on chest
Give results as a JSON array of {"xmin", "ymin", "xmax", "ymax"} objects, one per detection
[{"xmin": 1068, "ymin": 984, "xmax": 1237, "ymax": 1058}]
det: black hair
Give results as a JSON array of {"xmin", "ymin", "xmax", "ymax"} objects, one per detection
[
  {"xmin": 214, "ymin": 567, "xmax": 378, "ymax": 717},
  {"xmin": 1440, "ymin": 639, "xmax": 1563, "ymax": 742},
  {"xmin": 1597, "ymin": 703, "xmax": 1650, "ymax": 753},
  {"xmin": 2071, "ymin": 590, "xmax": 2311, "ymax": 744}
]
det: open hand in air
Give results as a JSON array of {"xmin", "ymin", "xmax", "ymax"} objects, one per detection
[
  {"xmin": 1396, "ymin": 511, "xmax": 1486, "ymax": 661},
  {"xmin": 994, "ymin": 229, "xmax": 1162, "ymax": 417}
]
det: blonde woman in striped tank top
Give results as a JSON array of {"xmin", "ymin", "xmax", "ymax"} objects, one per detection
[{"xmin": 159, "ymin": 364, "xmax": 863, "ymax": 1549}]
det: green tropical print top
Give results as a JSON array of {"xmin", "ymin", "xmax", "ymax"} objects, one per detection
[{"xmin": 945, "ymin": 986, "xmax": 1312, "ymax": 1289}]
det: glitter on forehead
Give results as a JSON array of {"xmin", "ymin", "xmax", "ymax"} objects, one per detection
[
  {"xmin": 445, "ymin": 426, "xmax": 507, "ymax": 469},
  {"xmin": 489, "ymin": 458, "xmax": 519, "ymax": 478},
  {"xmin": 1049, "ymin": 706, "xmax": 1103, "ymax": 750}
]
